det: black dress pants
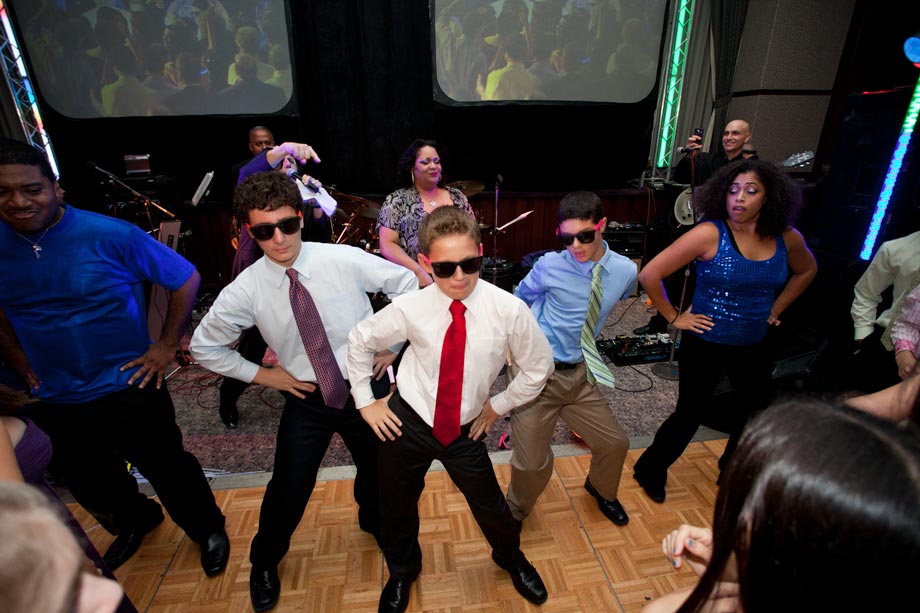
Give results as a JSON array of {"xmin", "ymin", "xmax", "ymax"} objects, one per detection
[
  {"xmin": 249, "ymin": 388, "xmax": 381, "ymax": 568},
  {"xmin": 633, "ymin": 333, "xmax": 773, "ymax": 488},
  {"xmin": 379, "ymin": 392, "xmax": 522, "ymax": 580},
  {"xmin": 28, "ymin": 385, "xmax": 225, "ymax": 541}
]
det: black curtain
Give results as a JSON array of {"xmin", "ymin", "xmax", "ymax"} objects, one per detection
[{"xmin": 709, "ymin": 0, "xmax": 748, "ymax": 147}]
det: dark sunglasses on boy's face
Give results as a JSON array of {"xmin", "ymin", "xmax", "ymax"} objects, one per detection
[
  {"xmin": 249, "ymin": 216, "xmax": 301, "ymax": 241},
  {"xmin": 428, "ymin": 256, "xmax": 484, "ymax": 279},
  {"xmin": 556, "ymin": 219, "xmax": 604, "ymax": 247}
]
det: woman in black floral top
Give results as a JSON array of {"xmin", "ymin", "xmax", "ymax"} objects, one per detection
[{"xmin": 377, "ymin": 139, "xmax": 476, "ymax": 287}]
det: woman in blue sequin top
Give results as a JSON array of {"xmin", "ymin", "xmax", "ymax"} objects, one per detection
[{"xmin": 632, "ymin": 159, "xmax": 817, "ymax": 504}]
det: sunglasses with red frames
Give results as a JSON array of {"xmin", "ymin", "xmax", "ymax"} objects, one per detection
[
  {"xmin": 556, "ymin": 219, "xmax": 605, "ymax": 246},
  {"xmin": 428, "ymin": 256, "xmax": 484, "ymax": 279},
  {"xmin": 249, "ymin": 216, "xmax": 301, "ymax": 241}
]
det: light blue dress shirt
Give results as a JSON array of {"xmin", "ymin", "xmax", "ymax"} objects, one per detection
[{"xmin": 515, "ymin": 243, "xmax": 638, "ymax": 364}]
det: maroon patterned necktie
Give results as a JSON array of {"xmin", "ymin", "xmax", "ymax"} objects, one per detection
[
  {"xmin": 286, "ymin": 268, "xmax": 350, "ymax": 409},
  {"xmin": 433, "ymin": 300, "xmax": 466, "ymax": 446}
]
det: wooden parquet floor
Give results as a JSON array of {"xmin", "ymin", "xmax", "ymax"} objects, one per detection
[{"xmin": 68, "ymin": 441, "xmax": 725, "ymax": 612}]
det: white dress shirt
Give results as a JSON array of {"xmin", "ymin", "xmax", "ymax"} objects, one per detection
[
  {"xmin": 347, "ymin": 280, "xmax": 554, "ymax": 426},
  {"xmin": 851, "ymin": 231, "xmax": 920, "ymax": 340},
  {"xmin": 190, "ymin": 242, "xmax": 417, "ymax": 383}
]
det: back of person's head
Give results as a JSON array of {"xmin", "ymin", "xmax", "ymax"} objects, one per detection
[
  {"xmin": 234, "ymin": 54, "xmax": 258, "ymax": 80},
  {"xmin": 693, "ymin": 158, "xmax": 802, "ymax": 237},
  {"xmin": 234, "ymin": 25, "xmax": 261, "ymax": 54},
  {"xmin": 0, "ymin": 482, "xmax": 122, "ymax": 613},
  {"xmin": 234, "ymin": 170, "xmax": 300, "ymax": 220},
  {"xmin": 0, "ymin": 138, "xmax": 56, "ymax": 182},
  {"xmin": 395, "ymin": 138, "xmax": 442, "ymax": 187},
  {"xmin": 682, "ymin": 400, "xmax": 920, "ymax": 612},
  {"xmin": 560, "ymin": 41, "xmax": 586, "ymax": 74},
  {"xmin": 504, "ymin": 34, "xmax": 528, "ymax": 62},
  {"xmin": 418, "ymin": 205, "xmax": 480, "ymax": 256},
  {"xmin": 557, "ymin": 190, "xmax": 604, "ymax": 225}
]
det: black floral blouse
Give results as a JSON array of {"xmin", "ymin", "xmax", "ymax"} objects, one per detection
[{"xmin": 376, "ymin": 186, "xmax": 475, "ymax": 259}]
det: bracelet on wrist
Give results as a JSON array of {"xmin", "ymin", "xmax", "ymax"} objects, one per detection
[{"xmin": 670, "ymin": 312, "xmax": 680, "ymax": 324}]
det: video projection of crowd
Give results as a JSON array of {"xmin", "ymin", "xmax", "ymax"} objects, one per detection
[
  {"xmin": 8, "ymin": 0, "xmax": 294, "ymax": 118},
  {"xmin": 434, "ymin": 0, "xmax": 667, "ymax": 104}
]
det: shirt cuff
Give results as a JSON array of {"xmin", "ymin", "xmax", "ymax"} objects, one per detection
[
  {"xmin": 489, "ymin": 394, "xmax": 512, "ymax": 417},
  {"xmin": 894, "ymin": 340, "xmax": 917, "ymax": 355}
]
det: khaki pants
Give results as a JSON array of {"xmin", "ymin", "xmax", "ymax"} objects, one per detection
[{"xmin": 506, "ymin": 363, "xmax": 629, "ymax": 520}]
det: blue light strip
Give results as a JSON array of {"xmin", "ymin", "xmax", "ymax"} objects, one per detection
[{"xmin": 860, "ymin": 73, "xmax": 920, "ymax": 260}]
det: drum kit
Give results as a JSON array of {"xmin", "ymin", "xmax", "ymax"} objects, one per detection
[{"xmin": 326, "ymin": 188, "xmax": 381, "ymax": 251}]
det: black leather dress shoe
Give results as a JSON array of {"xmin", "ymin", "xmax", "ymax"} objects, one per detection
[
  {"xmin": 378, "ymin": 573, "xmax": 418, "ymax": 613},
  {"xmin": 250, "ymin": 566, "xmax": 280, "ymax": 612},
  {"xmin": 219, "ymin": 405, "xmax": 239, "ymax": 429},
  {"xmin": 633, "ymin": 472, "xmax": 666, "ymax": 504},
  {"xmin": 496, "ymin": 555, "xmax": 548, "ymax": 605},
  {"xmin": 102, "ymin": 505, "xmax": 165, "ymax": 570},
  {"xmin": 200, "ymin": 529, "xmax": 230, "ymax": 576},
  {"xmin": 584, "ymin": 478, "xmax": 629, "ymax": 526}
]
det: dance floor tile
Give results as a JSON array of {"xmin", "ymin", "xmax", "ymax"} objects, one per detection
[{"xmin": 70, "ymin": 441, "xmax": 724, "ymax": 612}]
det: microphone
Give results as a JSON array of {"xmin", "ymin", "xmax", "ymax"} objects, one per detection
[
  {"xmin": 284, "ymin": 167, "xmax": 320, "ymax": 193},
  {"xmin": 496, "ymin": 173, "xmax": 503, "ymax": 185},
  {"xmin": 676, "ymin": 146, "xmax": 695, "ymax": 154}
]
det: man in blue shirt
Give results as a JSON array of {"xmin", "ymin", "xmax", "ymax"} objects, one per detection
[
  {"xmin": 0, "ymin": 138, "xmax": 228, "ymax": 574},
  {"xmin": 506, "ymin": 191, "xmax": 638, "ymax": 527}
]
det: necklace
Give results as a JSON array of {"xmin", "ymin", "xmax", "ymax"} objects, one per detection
[
  {"xmin": 13, "ymin": 226, "xmax": 51, "ymax": 259},
  {"xmin": 12, "ymin": 208, "xmax": 63, "ymax": 259}
]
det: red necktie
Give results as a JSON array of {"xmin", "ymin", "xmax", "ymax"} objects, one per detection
[
  {"xmin": 433, "ymin": 300, "xmax": 466, "ymax": 446},
  {"xmin": 287, "ymin": 268, "xmax": 350, "ymax": 409}
]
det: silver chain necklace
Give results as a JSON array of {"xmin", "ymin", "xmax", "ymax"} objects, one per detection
[
  {"xmin": 12, "ymin": 208, "xmax": 63, "ymax": 259},
  {"xmin": 13, "ymin": 226, "xmax": 51, "ymax": 259}
]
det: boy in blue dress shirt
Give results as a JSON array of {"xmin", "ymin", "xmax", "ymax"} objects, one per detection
[{"xmin": 506, "ymin": 191, "xmax": 638, "ymax": 527}]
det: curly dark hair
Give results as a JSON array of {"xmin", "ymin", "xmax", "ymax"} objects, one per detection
[
  {"xmin": 693, "ymin": 159, "xmax": 802, "ymax": 237},
  {"xmin": 395, "ymin": 139, "xmax": 446, "ymax": 188},
  {"xmin": 233, "ymin": 170, "xmax": 300, "ymax": 222}
]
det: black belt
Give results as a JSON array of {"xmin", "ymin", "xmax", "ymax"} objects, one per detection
[{"xmin": 554, "ymin": 362, "xmax": 581, "ymax": 371}]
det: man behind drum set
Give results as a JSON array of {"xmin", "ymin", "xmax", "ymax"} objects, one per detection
[{"xmin": 634, "ymin": 120, "xmax": 755, "ymax": 336}]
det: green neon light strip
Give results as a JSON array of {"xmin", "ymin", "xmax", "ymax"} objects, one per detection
[{"xmin": 656, "ymin": 0, "xmax": 694, "ymax": 168}]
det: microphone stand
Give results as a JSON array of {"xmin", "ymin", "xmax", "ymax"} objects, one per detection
[
  {"xmin": 491, "ymin": 175, "xmax": 502, "ymax": 284},
  {"xmin": 90, "ymin": 165, "xmax": 175, "ymax": 234},
  {"xmin": 651, "ymin": 265, "xmax": 691, "ymax": 381}
]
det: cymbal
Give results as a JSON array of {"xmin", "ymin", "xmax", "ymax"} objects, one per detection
[
  {"xmin": 448, "ymin": 180, "xmax": 484, "ymax": 197},
  {"xmin": 358, "ymin": 204, "xmax": 380, "ymax": 219},
  {"xmin": 331, "ymin": 190, "xmax": 380, "ymax": 219}
]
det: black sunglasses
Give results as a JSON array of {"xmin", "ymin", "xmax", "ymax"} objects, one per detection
[
  {"xmin": 429, "ymin": 256, "xmax": 483, "ymax": 278},
  {"xmin": 556, "ymin": 219, "xmax": 604, "ymax": 247},
  {"xmin": 249, "ymin": 216, "xmax": 301, "ymax": 241}
]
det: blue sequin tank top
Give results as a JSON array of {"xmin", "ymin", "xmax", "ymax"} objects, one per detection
[{"xmin": 691, "ymin": 219, "xmax": 788, "ymax": 346}]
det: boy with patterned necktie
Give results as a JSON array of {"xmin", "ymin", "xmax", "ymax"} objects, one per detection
[
  {"xmin": 190, "ymin": 171, "xmax": 416, "ymax": 613},
  {"xmin": 347, "ymin": 205, "xmax": 554, "ymax": 612},
  {"xmin": 505, "ymin": 191, "xmax": 638, "ymax": 527}
]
